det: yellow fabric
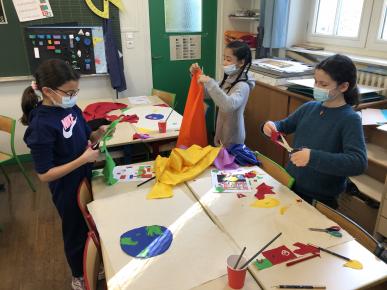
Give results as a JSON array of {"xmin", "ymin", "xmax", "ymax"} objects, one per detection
[
  {"xmin": 147, "ymin": 145, "xmax": 221, "ymax": 199},
  {"xmin": 343, "ymin": 260, "xmax": 363, "ymax": 270}
]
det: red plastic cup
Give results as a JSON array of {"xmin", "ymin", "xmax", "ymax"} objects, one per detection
[
  {"xmin": 158, "ymin": 121, "xmax": 167, "ymax": 133},
  {"xmin": 227, "ymin": 255, "xmax": 247, "ymax": 289}
]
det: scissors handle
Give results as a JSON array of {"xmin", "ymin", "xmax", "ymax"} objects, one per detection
[
  {"xmin": 329, "ymin": 231, "xmax": 343, "ymax": 238},
  {"xmin": 327, "ymin": 226, "xmax": 341, "ymax": 231}
]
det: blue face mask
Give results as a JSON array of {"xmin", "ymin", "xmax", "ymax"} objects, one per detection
[
  {"xmin": 51, "ymin": 90, "xmax": 78, "ymax": 109},
  {"xmin": 313, "ymin": 87, "xmax": 330, "ymax": 102}
]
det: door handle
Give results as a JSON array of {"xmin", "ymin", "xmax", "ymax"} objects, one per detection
[{"xmin": 152, "ymin": 56, "xmax": 163, "ymax": 60}]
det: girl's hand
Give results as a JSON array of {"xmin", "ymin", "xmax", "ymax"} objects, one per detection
[
  {"xmin": 290, "ymin": 148, "xmax": 311, "ymax": 167},
  {"xmin": 81, "ymin": 146, "xmax": 100, "ymax": 163},
  {"xmin": 190, "ymin": 63, "xmax": 200, "ymax": 74},
  {"xmin": 263, "ymin": 121, "xmax": 277, "ymax": 137},
  {"xmin": 97, "ymin": 125, "xmax": 115, "ymax": 139},
  {"xmin": 198, "ymin": 74, "xmax": 211, "ymax": 84}
]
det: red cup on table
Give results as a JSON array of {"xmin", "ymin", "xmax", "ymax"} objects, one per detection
[
  {"xmin": 227, "ymin": 255, "xmax": 247, "ymax": 289},
  {"xmin": 158, "ymin": 121, "xmax": 167, "ymax": 133}
]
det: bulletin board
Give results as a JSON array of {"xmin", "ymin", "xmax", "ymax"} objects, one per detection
[{"xmin": 0, "ymin": 0, "xmax": 121, "ymax": 77}]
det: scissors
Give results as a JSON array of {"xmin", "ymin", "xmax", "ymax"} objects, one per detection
[
  {"xmin": 308, "ymin": 226, "xmax": 342, "ymax": 238},
  {"xmin": 276, "ymin": 134, "xmax": 301, "ymax": 154}
]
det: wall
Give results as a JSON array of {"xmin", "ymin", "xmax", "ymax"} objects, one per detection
[{"xmin": 0, "ymin": 0, "xmax": 153, "ymax": 155}]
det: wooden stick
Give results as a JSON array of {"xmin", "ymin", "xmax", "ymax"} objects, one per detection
[
  {"xmin": 239, "ymin": 232, "xmax": 282, "ymax": 269},
  {"xmin": 313, "ymin": 245, "xmax": 351, "ymax": 261},
  {"xmin": 286, "ymin": 253, "xmax": 320, "ymax": 267},
  {"xmin": 233, "ymin": 246, "xmax": 246, "ymax": 269},
  {"xmin": 137, "ymin": 176, "xmax": 156, "ymax": 187},
  {"xmin": 165, "ymin": 101, "xmax": 178, "ymax": 123}
]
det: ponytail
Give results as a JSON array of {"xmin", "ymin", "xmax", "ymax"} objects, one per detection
[
  {"xmin": 21, "ymin": 86, "xmax": 40, "ymax": 125},
  {"xmin": 344, "ymin": 86, "xmax": 359, "ymax": 106}
]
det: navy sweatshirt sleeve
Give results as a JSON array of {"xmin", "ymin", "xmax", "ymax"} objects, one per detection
[
  {"xmin": 274, "ymin": 102, "xmax": 309, "ymax": 134},
  {"xmin": 308, "ymin": 113, "xmax": 367, "ymax": 176}
]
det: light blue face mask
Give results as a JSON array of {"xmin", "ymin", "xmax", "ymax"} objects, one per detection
[
  {"xmin": 313, "ymin": 87, "xmax": 330, "ymax": 102},
  {"xmin": 52, "ymin": 94, "xmax": 78, "ymax": 109}
]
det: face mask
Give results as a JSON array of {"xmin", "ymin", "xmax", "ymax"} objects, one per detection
[
  {"xmin": 223, "ymin": 64, "xmax": 239, "ymax": 75},
  {"xmin": 51, "ymin": 92, "xmax": 78, "ymax": 109},
  {"xmin": 313, "ymin": 87, "xmax": 331, "ymax": 102}
]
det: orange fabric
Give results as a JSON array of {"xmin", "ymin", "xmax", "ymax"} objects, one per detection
[{"xmin": 176, "ymin": 70, "xmax": 208, "ymax": 148}]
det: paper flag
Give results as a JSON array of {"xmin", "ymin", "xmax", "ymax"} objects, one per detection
[
  {"xmin": 250, "ymin": 197, "xmax": 280, "ymax": 208},
  {"xmin": 292, "ymin": 242, "xmax": 320, "ymax": 256},
  {"xmin": 237, "ymin": 193, "xmax": 247, "ymax": 199},
  {"xmin": 343, "ymin": 260, "xmax": 363, "ymax": 270},
  {"xmin": 254, "ymin": 259, "xmax": 273, "ymax": 270},
  {"xmin": 255, "ymin": 183, "xmax": 275, "ymax": 200},
  {"xmin": 262, "ymin": 245, "xmax": 297, "ymax": 265}
]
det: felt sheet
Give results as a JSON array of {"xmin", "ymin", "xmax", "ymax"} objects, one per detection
[
  {"xmin": 87, "ymin": 184, "xmax": 236, "ymax": 290},
  {"xmin": 147, "ymin": 145, "xmax": 220, "ymax": 199}
]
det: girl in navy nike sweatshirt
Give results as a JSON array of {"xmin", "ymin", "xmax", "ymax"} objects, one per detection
[{"xmin": 21, "ymin": 59, "xmax": 108, "ymax": 290}]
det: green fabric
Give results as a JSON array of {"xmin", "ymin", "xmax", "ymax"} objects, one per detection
[{"xmin": 100, "ymin": 117, "xmax": 122, "ymax": 186}]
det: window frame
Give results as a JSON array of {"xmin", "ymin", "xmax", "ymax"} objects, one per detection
[
  {"xmin": 366, "ymin": 0, "xmax": 387, "ymax": 50},
  {"xmin": 306, "ymin": 0, "xmax": 374, "ymax": 48}
]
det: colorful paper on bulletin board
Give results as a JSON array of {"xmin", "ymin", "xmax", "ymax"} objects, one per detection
[
  {"xmin": 113, "ymin": 164, "xmax": 154, "ymax": 182},
  {"xmin": 85, "ymin": 0, "xmax": 123, "ymax": 19},
  {"xmin": 120, "ymin": 225, "xmax": 173, "ymax": 258},
  {"xmin": 211, "ymin": 169, "xmax": 252, "ymax": 193},
  {"xmin": 12, "ymin": 0, "xmax": 53, "ymax": 22},
  {"xmin": 91, "ymin": 27, "xmax": 107, "ymax": 73}
]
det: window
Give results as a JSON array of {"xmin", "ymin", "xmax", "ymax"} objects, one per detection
[
  {"xmin": 379, "ymin": 0, "xmax": 387, "ymax": 40},
  {"xmin": 164, "ymin": 0, "xmax": 202, "ymax": 33}
]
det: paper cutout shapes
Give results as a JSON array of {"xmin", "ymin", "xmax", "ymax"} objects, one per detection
[
  {"xmin": 279, "ymin": 205, "xmax": 291, "ymax": 215},
  {"xmin": 254, "ymin": 259, "xmax": 273, "ymax": 270},
  {"xmin": 120, "ymin": 225, "xmax": 173, "ymax": 259},
  {"xmin": 244, "ymin": 171, "xmax": 257, "ymax": 178},
  {"xmin": 237, "ymin": 193, "xmax": 247, "ymax": 199},
  {"xmin": 292, "ymin": 243, "xmax": 320, "ymax": 256},
  {"xmin": 211, "ymin": 170, "xmax": 251, "ymax": 193},
  {"xmin": 255, "ymin": 183, "xmax": 275, "ymax": 200},
  {"xmin": 145, "ymin": 113, "xmax": 164, "ymax": 120},
  {"xmin": 262, "ymin": 245, "xmax": 297, "ymax": 265},
  {"xmin": 343, "ymin": 260, "xmax": 363, "ymax": 270},
  {"xmin": 133, "ymin": 133, "xmax": 151, "ymax": 140},
  {"xmin": 250, "ymin": 197, "xmax": 280, "ymax": 208}
]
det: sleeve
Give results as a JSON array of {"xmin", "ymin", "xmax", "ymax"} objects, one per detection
[
  {"xmin": 308, "ymin": 114, "xmax": 367, "ymax": 176},
  {"xmin": 274, "ymin": 102, "xmax": 310, "ymax": 134},
  {"xmin": 24, "ymin": 121, "xmax": 56, "ymax": 174},
  {"xmin": 204, "ymin": 79, "xmax": 250, "ymax": 113}
]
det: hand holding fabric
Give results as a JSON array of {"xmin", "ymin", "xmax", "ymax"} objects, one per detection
[
  {"xmin": 189, "ymin": 62, "xmax": 200, "ymax": 74},
  {"xmin": 198, "ymin": 74, "xmax": 211, "ymax": 84},
  {"xmin": 263, "ymin": 121, "xmax": 277, "ymax": 137}
]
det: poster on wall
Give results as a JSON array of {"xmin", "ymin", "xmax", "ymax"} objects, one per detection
[
  {"xmin": 12, "ymin": 0, "xmax": 53, "ymax": 22},
  {"xmin": 0, "ymin": 0, "xmax": 7, "ymax": 24}
]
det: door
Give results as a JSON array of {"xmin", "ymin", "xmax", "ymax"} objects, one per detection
[{"xmin": 148, "ymin": 0, "xmax": 217, "ymax": 136}]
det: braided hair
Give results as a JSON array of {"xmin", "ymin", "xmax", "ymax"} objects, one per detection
[{"xmin": 219, "ymin": 41, "xmax": 252, "ymax": 93}]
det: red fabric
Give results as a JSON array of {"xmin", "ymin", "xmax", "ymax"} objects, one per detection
[
  {"xmin": 255, "ymin": 183, "xmax": 275, "ymax": 200},
  {"xmin": 292, "ymin": 242, "xmax": 320, "ymax": 256},
  {"xmin": 106, "ymin": 114, "xmax": 139, "ymax": 123},
  {"xmin": 83, "ymin": 102, "xmax": 127, "ymax": 121},
  {"xmin": 262, "ymin": 245, "xmax": 297, "ymax": 265},
  {"xmin": 176, "ymin": 70, "xmax": 207, "ymax": 148}
]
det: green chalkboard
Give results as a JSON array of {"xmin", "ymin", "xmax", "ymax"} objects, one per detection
[{"xmin": 0, "ymin": 0, "xmax": 121, "ymax": 77}]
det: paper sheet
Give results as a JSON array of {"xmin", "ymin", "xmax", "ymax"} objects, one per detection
[
  {"xmin": 361, "ymin": 108, "xmax": 387, "ymax": 125},
  {"xmin": 113, "ymin": 164, "xmax": 154, "ymax": 182},
  {"xmin": 128, "ymin": 96, "xmax": 151, "ymax": 105},
  {"xmin": 88, "ymin": 184, "xmax": 236, "ymax": 290},
  {"xmin": 12, "ymin": 0, "xmax": 53, "ymax": 22}
]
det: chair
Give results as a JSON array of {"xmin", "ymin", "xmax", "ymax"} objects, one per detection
[
  {"xmin": 0, "ymin": 115, "xmax": 35, "ymax": 192},
  {"xmin": 151, "ymin": 88, "xmax": 176, "ymax": 107},
  {"xmin": 314, "ymin": 200, "xmax": 384, "ymax": 257},
  {"xmin": 254, "ymin": 151, "xmax": 295, "ymax": 188},
  {"xmin": 83, "ymin": 231, "xmax": 105, "ymax": 290},
  {"xmin": 77, "ymin": 178, "xmax": 98, "ymax": 234}
]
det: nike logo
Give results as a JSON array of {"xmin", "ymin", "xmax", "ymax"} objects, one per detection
[{"xmin": 62, "ymin": 117, "xmax": 77, "ymax": 139}]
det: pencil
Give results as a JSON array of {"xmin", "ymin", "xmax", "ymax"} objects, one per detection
[
  {"xmin": 315, "ymin": 246, "xmax": 350, "ymax": 261},
  {"xmin": 233, "ymin": 246, "xmax": 246, "ymax": 269},
  {"xmin": 137, "ymin": 176, "xmax": 156, "ymax": 187},
  {"xmin": 239, "ymin": 232, "xmax": 282, "ymax": 269},
  {"xmin": 274, "ymin": 285, "xmax": 326, "ymax": 289}
]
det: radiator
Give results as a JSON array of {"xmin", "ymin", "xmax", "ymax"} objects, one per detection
[{"xmin": 357, "ymin": 70, "xmax": 387, "ymax": 97}]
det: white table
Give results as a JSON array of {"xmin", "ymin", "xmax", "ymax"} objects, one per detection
[
  {"xmin": 186, "ymin": 166, "xmax": 387, "ymax": 290},
  {"xmin": 89, "ymin": 173, "xmax": 261, "ymax": 290},
  {"xmin": 77, "ymin": 96, "xmax": 182, "ymax": 148}
]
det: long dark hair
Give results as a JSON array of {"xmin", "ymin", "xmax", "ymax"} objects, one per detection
[
  {"xmin": 219, "ymin": 41, "xmax": 252, "ymax": 93},
  {"xmin": 21, "ymin": 59, "xmax": 80, "ymax": 125},
  {"xmin": 316, "ymin": 54, "xmax": 359, "ymax": 106}
]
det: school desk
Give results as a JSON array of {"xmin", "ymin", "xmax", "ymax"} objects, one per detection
[
  {"xmin": 186, "ymin": 166, "xmax": 387, "ymax": 290},
  {"xmin": 89, "ymin": 175, "xmax": 261, "ymax": 290},
  {"xmin": 77, "ymin": 96, "xmax": 182, "ymax": 149}
]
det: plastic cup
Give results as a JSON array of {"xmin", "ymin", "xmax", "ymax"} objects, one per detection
[
  {"xmin": 158, "ymin": 121, "xmax": 167, "ymax": 133},
  {"xmin": 227, "ymin": 254, "xmax": 247, "ymax": 289}
]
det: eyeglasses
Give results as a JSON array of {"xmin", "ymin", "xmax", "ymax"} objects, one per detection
[{"xmin": 54, "ymin": 88, "xmax": 80, "ymax": 97}]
